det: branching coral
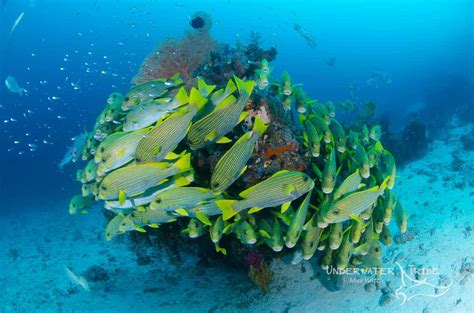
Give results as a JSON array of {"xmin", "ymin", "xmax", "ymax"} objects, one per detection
[{"xmin": 133, "ymin": 31, "xmax": 216, "ymax": 85}]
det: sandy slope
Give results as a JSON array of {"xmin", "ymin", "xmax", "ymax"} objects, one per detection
[{"xmin": 0, "ymin": 122, "xmax": 472, "ymax": 313}]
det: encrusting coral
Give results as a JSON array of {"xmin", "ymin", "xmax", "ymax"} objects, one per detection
[{"xmin": 68, "ymin": 13, "xmax": 407, "ymax": 291}]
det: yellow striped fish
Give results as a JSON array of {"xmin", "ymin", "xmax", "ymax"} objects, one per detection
[
  {"xmin": 187, "ymin": 77, "xmax": 255, "ymax": 150},
  {"xmin": 135, "ymin": 88, "xmax": 207, "ymax": 163},
  {"xmin": 150, "ymin": 187, "xmax": 216, "ymax": 212},
  {"xmin": 217, "ymin": 170, "xmax": 314, "ymax": 220},
  {"xmin": 320, "ymin": 177, "xmax": 388, "ymax": 224},
  {"xmin": 95, "ymin": 128, "xmax": 151, "ymax": 177},
  {"xmin": 210, "ymin": 116, "xmax": 268, "ymax": 193},
  {"xmin": 98, "ymin": 153, "xmax": 191, "ymax": 200}
]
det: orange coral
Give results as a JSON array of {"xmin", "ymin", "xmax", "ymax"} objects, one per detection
[
  {"xmin": 264, "ymin": 143, "xmax": 298, "ymax": 159},
  {"xmin": 133, "ymin": 31, "xmax": 216, "ymax": 85}
]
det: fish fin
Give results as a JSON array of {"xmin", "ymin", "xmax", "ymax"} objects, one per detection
[
  {"xmin": 148, "ymin": 223, "xmax": 160, "ymax": 229},
  {"xmin": 164, "ymin": 151, "xmax": 180, "ymax": 160},
  {"xmin": 248, "ymin": 207, "xmax": 264, "ymax": 214},
  {"xmin": 216, "ymin": 136, "xmax": 232, "ymax": 144},
  {"xmin": 239, "ymin": 165, "xmax": 248, "ymax": 177},
  {"xmin": 283, "ymin": 184, "xmax": 296, "ymax": 195},
  {"xmin": 197, "ymin": 78, "xmax": 216, "ymax": 97},
  {"xmin": 349, "ymin": 214, "xmax": 364, "ymax": 225},
  {"xmin": 215, "ymin": 243, "xmax": 227, "ymax": 255},
  {"xmin": 118, "ymin": 190, "xmax": 126, "ymax": 205},
  {"xmin": 80, "ymin": 209, "xmax": 89, "ymax": 214},
  {"xmin": 210, "ymin": 89, "xmax": 224, "ymax": 105},
  {"xmin": 174, "ymin": 175, "xmax": 193, "ymax": 187},
  {"xmin": 311, "ymin": 163, "xmax": 323, "ymax": 179},
  {"xmin": 136, "ymin": 206, "xmax": 146, "ymax": 212},
  {"xmin": 157, "ymin": 178, "xmax": 169, "ymax": 185},
  {"xmin": 281, "ymin": 201, "xmax": 292, "ymax": 213},
  {"xmin": 170, "ymin": 72, "xmax": 183, "ymax": 84},
  {"xmin": 195, "ymin": 209, "xmax": 212, "ymax": 226},
  {"xmin": 134, "ymin": 226, "xmax": 147, "ymax": 233},
  {"xmin": 252, "ymin": 115, "xmax": 268, "ymax": 135},
  {"xmin": 151, "ymin": 145, "xmax": 162, "ymax": 156},
  {"xmin": 175, "ymin": 208, "xmax": 189, "ymax": 216},
  {"xmin": 379, "ymin": 177, "xmax": 389, "ymax": 195},
  {"xmin": 217, "ymin": 94, "xmax": 237, "ymax": 109},
  {"xmin": 174, "ymin": 87, "xmax": 189, "ymax": 106},
  {"xmin": 117, "ymin": 147, "xmax": 127, "ymax": 158},
  {"xmin": 204, "ymin": 130, "xmax": 218, "ymax": 142},
  {"xmin": 238, "ymin": 111, "xmax": 248, "ymax": 124},
  {"xmin": 258, "ymin": 230, "xmax": 272, "ymax": 239},
  {"xmin": 216, "ymin": 200, "xmax": 238, "ymax": 220},
  {"xmin": 189, "ymin": 87, "xmax": 208, "ymax": 111},
  {"xmin": 173, "ymin": 153, "xmax": 191, "ymax": 173},
  {"xmin": 234, "ymin": 75, "xmax": 255, "ymax": 96},
  {"xmin": 224, "ymin": 79, "xmax": 237, "ymax": 95}
]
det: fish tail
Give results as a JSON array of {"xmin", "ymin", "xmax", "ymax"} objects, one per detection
[
  {"xmin": 216, "ymin": 200, "xmax": 238, "ymax": 220},
  {"xmin": 175, "ymin": 87, "xmax": 189, "ymax": 106},
  {"xmin": 233, "ymin": 75, "xmax": 255, "ymax": 96},
  {"xmin": 189, "ymin": 87, "xmax": 208, "ymax": 111},
  {"xmin": 224, "ymin": 79, "xmax": 237, "ymax": 95},
  {"xmin": 253, "ymin": 115, "xmax": 268, "ymax": 135},
  {"xmin": 174, "ymin": 153, "xmax": 191, "ymax": 173},
  {"xmin": 379, "ymin": 177, "xmax": 389, "ymax": 195}
]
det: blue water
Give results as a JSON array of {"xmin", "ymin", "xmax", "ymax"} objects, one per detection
[{"xmin": 0, "ymin": 1, "xmax": 472, "ymax": 311}]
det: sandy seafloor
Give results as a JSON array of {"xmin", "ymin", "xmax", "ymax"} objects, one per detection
[{"xmin": 1, "ymin": 121, "xmax": 473, "ymax": 313}]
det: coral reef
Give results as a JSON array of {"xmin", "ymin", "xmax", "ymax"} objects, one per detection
[
  {"xmin": 133, "ymin": 15, "xmax": 216, "ymax": 85},
  {"xmin": 382, "ymin": 115, "xmax": 429, "ymax": 166},
  {"xmin": 68, "ymin": 19, "xmax": 406, "ymax": 292}
]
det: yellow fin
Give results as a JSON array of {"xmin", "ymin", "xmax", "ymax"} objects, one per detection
[
  {"xmin": 136, "ymin": 206, "xmax": 146, "ymax": 212},
  {"xmin": 157, "ymin": 178, "xmax": 169, "ymax": 185},
  {"xmin": 195, "ymin": 209, "xmax": 212, "ymax": 226},
  {"xmin": 175, "ymin": 208, "xmax": 189, "ymax": 216},
  {"xmin": 204, "ymin": 130, "xmax": 218, "ymax": 142},
  {"xmin": 189, "ymin": 87, "xmax": 208, "ymax": 111},
  {"xmin": 134, "ymin": 226, "xmax": 147, "ymax": 233},
  {"xmin": 238, "ymin": 111, "xmax": 248, "ymax": 124},
  {"xmin": 248, "ymin": 207, "xmax": 264, "ymax": 214},
  {"xmin": 174, "ymin": 175, "xmax": 193, "ymax": 187},
  {"xmin": 258, "ymin": 230, "xmax": 271, "ymax": 239},
  {"xmin": 283, "ymin": 184, "xmax": 296, "ymax": 195},
  {"xmin": 216, "ymin": 200, "xmax": 238, "ymax": 220},
  {"xmin": 239, "ymin": 165, "xmax": 248, "ymax": 177},
  {"xmin": 173, "ymin": 153, "xmax": 191, "ymax": 172},
  {"xmin": 118, "ymin": 190, "xmax": 126, "ymax": 205},
  {"xmin": 215, "ymin": 243, "xmax": 227, "ymax": 255},
  {"xmin": 148, "ymin": 223, "xmax": 160, "ymax": 228},
  {"xmin": 164, "ymin": 151, "xmax": 180, "ymax": 160},
  {"xmin": 216, "ymin": 136, "xmax": 232, "ymax": 144},
  {"xmin": 281, "ymin": 201, "xmax": 291, "ymax": 213}
]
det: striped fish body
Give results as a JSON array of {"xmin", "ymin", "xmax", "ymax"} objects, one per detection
[
  {"xmin": 150, "ymin": 187, "xmax": 215, "ymax": 211},
  {"xmin": 321, "ymin": 180, "xmax": 386, "ymax": 224},
  {"xmin": 187, "ymin": 92, "xmax": 247, "ymax": 150},
  {"xmin": 123, "ymin": 101, "xmax": 177, "ymax": 132},
  {"xmin": 329, "ymin": 118, "xmax": 346, "ymax": 153},
  {"xmin": 187, "ymin": 200, "xmax": 223, "ymax": 218},
  {"xmin": 135, "ymin": 107, "xmax": 196, "ymax": 163},
  {"xmin": 122, "ymin": 80, "xmax": 173, "ymax": 111},
  {"xmin": 95, "ymin": 129, "xmax": 150, "ymax": 176},
  {"xmin": 302, "ymin": 213, "xmax": 322, "ymax": 260},
  {"xmin": 235, "ymin": 171, "xmax": 314, "ymax": 212},
  {"xmin": 83, "ymin": 159, "xmax": 97, "ymax": 182},
  {"xmin": 120, "ymin": 210, "xmax": 176, "ymax": 232},
  {"xmin": 333, "ymin": 170, "xmax": 362, "ymax": 200},
  {"xmin": 210, "ymin": 131, "xmax": 259, "ymax": 193},
  {"xmin": 98, "ymin": 163, "xmax": 178, "ymax": 200}
]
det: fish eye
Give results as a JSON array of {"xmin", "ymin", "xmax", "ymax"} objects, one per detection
[
  {"xmin": 375, "ymin": 247, "xmax": 380, "ymax": 252},
  {"xmin": 100, "ymin": 147, "xmax": 105, "ymax": 153},
  {"xmin": 212, "ymin": 182, "xmax": 219, "ymax": 188},
  {"xmin": 332, "ymin": 210, "xmax": 340, "ymax": 216},
  {"xmin": 102, "ymin": 157, "xmax": 106, "ymax": 162},
  {"xmin": 125, "ymin": 97, "xmax": 129, "ymax": 101},
  {"xmin": 155, "ymin": 198, "xmax": 162, "ymax": 204},
  {"xmin": 303, "ymin": 176, "xmax": 309, "ymax": 182},
  {"xmin": 101, "ymin": 186, "xmax": 107, "ymax": 190}
]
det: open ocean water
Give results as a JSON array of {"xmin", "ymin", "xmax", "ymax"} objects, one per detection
[{"xmin": 0, "ymin": 1, "xmax": 473, "ymax": 312}]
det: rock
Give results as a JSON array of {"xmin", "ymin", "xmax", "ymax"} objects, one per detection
[
  {"xmin": 82, "ymin": 265, "xmax": 110, "ymax": 282},
  {"xmin": 378, "ymin": 293, "xmax": 396, "ymax": 306},
  {"xmin": 364, "ymin": 282, "xmax": 376, "ymax": 292}
]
